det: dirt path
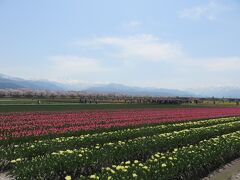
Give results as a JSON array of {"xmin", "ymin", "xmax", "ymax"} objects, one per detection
[
  {"xmin": 0, "ymin": 172, "xmax": 14, "ymax": 180},
  {"xmin": 203, "ymin": 158, "xmax": 240, "ymax": 180}
]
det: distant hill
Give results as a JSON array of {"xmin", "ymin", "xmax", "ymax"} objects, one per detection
[
  {"xmin": 1, "ymin": 74, "xmax": 240, "ymax": 98},
  {"xmin": 83, "ymin": 83, "xmax": 193, "ymax": 97},
  {"xmin": 0, "ymin": 74, "xmax": 193, "ymax": 97},
  {"xmin": 0, "ymin": 74, "xmax": 63, "ymax": 91}
]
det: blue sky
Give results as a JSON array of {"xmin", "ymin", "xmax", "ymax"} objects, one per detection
[{"xmin": 0, "ymin": 0, "xmax": 240, "ymax": 89}]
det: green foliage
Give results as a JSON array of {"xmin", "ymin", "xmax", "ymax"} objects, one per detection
[
  {"xmin": 10, "ymin": 119, "xmax": 240, "ymax": 179},
  {"xmin": 1, "ymin": 117, "xmax": 237, "ymax": 165},
  {"xmin": 89, "ymin": 131, "xmax": 240, "ymax": 180}
]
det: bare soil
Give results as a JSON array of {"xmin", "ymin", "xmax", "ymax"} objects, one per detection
[
  {"xmin": 202, "ymin": 158, "xmax": 240, "ymax": 180},
  {"xmin": 0, "ymin": 172, "xmax": 14, "ymax": 180}
]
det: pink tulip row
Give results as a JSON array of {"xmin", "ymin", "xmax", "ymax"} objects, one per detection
[{"xmin": 1, "ymin": 107, "xmax": 240, "ymax": 140}]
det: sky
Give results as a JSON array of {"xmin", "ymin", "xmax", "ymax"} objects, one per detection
[{"xmin": 0, "ymin": 0, "xmax": 240, "ymax": 89}]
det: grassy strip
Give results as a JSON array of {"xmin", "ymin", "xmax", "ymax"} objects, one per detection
[
  {"xmin": 10, "ymin": 120, "xmax": 240, "ymax": 179},
  {"xmin": 0, "ymin": 104, "xmax": 194, "ymax": 113},
  {"xmin": 86, "ymin": 131, "xmax": 240, "ymax": 180},
  {"xmin": 0, "ymin": 117, "xmax": 238, "ymax": 164}
]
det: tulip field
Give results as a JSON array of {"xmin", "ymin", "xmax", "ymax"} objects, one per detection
[{"xmin": 1, "ymin": 108, "xmax": 240, "ymax": 179}]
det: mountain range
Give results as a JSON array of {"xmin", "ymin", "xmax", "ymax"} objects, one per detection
[
  {"xmin": 0, "ymin": 74, "xmax": 240, "ymax": 98},
  {"xmin": 83, "ymin": 83, "xmax": 192, "ymax": 97},
  {"xmin": 0, "ymin": 74, "xmax": 63, "ymax": 91}
]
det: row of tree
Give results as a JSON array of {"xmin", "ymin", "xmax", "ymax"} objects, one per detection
[{"xmin": 0, "ymin": 88, "xmax": 239, "ymax": 105}]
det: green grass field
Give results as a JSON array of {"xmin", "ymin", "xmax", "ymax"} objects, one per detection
[
  {"xmin": 0, "ymin": 103, "xmax": 191, "ymax": 112},
  {"xmin": 0, "ymin": 97, "xmax": 238, "ymax": 112},
  {"xmin": 0, "ymin": 103, "xmax": 238, "ymax": 112}
]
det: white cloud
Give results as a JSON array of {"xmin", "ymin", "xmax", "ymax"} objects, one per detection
[
  {"xmin": 49, "ymin": 56, "xmax": 109, "ymax": 74},
  {"xmin": 78, "ymin": 34, "xmax": 184, "ymax": 62},
  {"xmin": 177, "ymin": 56, "xmax": 240, "ymax": 73},
  {"xmin": 122, "ymin": 21, "xmax": 141, "ymax": 30},
  {"xmin": 75, "ymin": 34, "xmax": 240, "ymax": 72},
  {"xmin": 179, "ymin": 0, "xmax": 229, "ymax": 20},
  {"xmin": 201, "ymin": 57, "xmax": 240, "ymax": 71},
  {"xmin": 46, "ymin": 34, "xmax": 240, "ymax": 89}
]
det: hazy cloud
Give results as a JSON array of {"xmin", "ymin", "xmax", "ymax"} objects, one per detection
[
  {"xmin": 77, "ymin": 34, "xmax": 184, "ymax": 62},
  {"xmin": 179, "ymin": 0, "xmax": 230, "ymax": 20},
  {"xmin": 49, "ymin": 56, "xmax": 110, "ymax": 74},
  {"xmin": 122, "ymin": 20, "xmax": 141, "ymax": 30},
  {"xmin": 201, "ymin": 57, "xmax": 240, "ymax": 71},
  {"xmin": 47, "ymin": 33, "xmax": 240, "ymax": 88}
]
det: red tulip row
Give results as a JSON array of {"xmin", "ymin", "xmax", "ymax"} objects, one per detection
[{"xmin": 1, "ymin": 108, "xmax": 240, "ymax": 140}]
